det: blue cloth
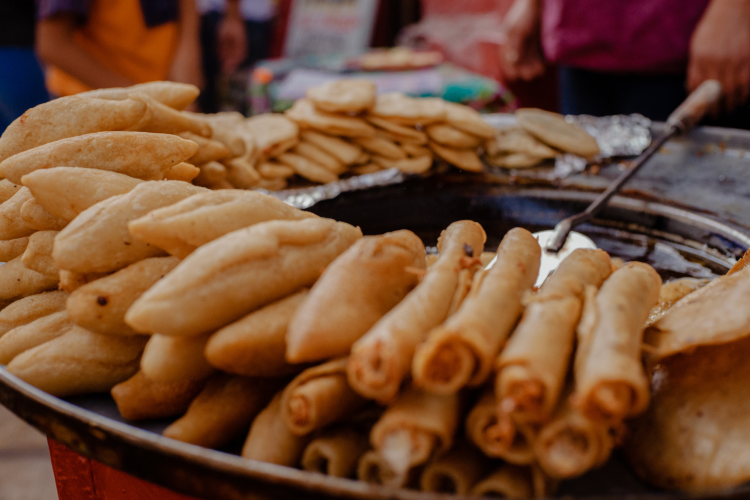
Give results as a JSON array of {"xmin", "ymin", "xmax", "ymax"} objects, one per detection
[{"xmin": 0, "ymin": 48, "xmax": 49, "ymax": 132}]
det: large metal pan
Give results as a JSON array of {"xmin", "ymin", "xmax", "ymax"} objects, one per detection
[{"xmin": 1, "ymin": 178, "xmax": 748, "ymax": 500}]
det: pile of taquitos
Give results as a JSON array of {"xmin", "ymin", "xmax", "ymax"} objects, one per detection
[{"xmin": 0, "ymin": 81, "xmax": 748, "ymax": 498}]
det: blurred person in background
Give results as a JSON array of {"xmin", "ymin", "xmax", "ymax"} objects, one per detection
[
  {"xmin": 0, "ymin": 1, "xmax": 48, "ymax": 130},
  {"xmin": 198, "ymin": 0, "xmax": 276, "ymax": 113},
  {"xmin": 36, "ymin": 0, "xmax": 203, "ymax": 100},
  {"xmin": 500, "ymin": 0, "xmax": 750, "ymax": 123}
]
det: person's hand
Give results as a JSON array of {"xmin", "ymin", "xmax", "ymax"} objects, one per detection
[
  {"xmin": 688, "ymin": 0, "xmax": 750, "ymax": 114},
  {"xmin": 218, "ymin": 14, "xmax": 248, "ymax": 74},
  {"xmin": 500, "ymin": 0, "xmax": 545, "ymax": 82}
]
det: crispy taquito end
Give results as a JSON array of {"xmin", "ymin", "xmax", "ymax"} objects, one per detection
[
  {"xmin": 0, "ymin": 290, "xmax": 68, "ymax": 338},
  {"xmin": 534, "ymin": 386, "xmax": 615, "ymax": 480},
  {"xmin": 164, "ymin": 375, "xmax": 282, "ymax": 448},
  {"xmin": 128, "ymin": 190, "xmax": 316, "ymax": 259},
  {"xmin": 111, "ymin": 371, "xmax": 204, "ymax": 421},
  {"xmin": 205, "ymin": 290, "xmax": 309, "ymax": 377},
  {"xmin": 370, "ymin": 388, "xmax": 462, "ymax": 482},
  {"xmin": 496, "ymin": 249, "xmax": 612, "ymax": 424},
  {"xmin": 302, "ymin": 427, "xmax": 370, "ymax": 478},
  {"xmin": 6, "ymin": 326, "xmax": 147, "ymax": 397},
  {"xmin": 286, "ymin": 230, "xmax": 426, "ymax": 363},
  {"xmin": 646, "ymin": 277, "xmax": 709, "ymax": 326},
  {"xmin": 0, "ymin": 256, "xmax": 59, "ymax": 304},
  {"xmin": 0, "ymin": 310, "xmax": 75, "ymax": 364},
  {"xmin": 22, "ymin": 167, "xmax": 144, "ymax": 222},
  {"xmin": 53, "ymin": 181, "xmax": 206, "ymax": 274},
  {"xmin": 242, "ymin": 393, "xmax": 313, "ymax": 466},
  {"xmin": 141, "ymin": 332, "xmax": 215, "ymax": 383},
  {"xmin": 420, "ymin": 441, "xmax": 493, "ymax": 494},
  {"xmin": 412, "ymin": 227, "xmax": 541, "ymax": 394},
  {"xmin": 347, "ymin": 221, "xmax": 486, "ymax": 403},
  {"xmin": 466, "ymin": 389, "xmax": 536, "ymax": 465},
  {"xmin": 644, "ymin": 266, "xmax": 750, "ymax": 364},
  {"xmin": 358, "ymin": 450, "xmax": 408, "ymax": 487},
  {"xmin": 625, "ymin": 335, "xmax": 750, "ymax": 492},
  {"xmin": 573, "ymin": 262, "xmax": 661, "ymax": 421},
  {"xmin": 281, "ymin": 357, "xmax": 367, "ymax": 435},
  {"xmin": 126, "ymin": 218, "xmax": 362, "ymax": 337},
  {"xmin": 471, "ymin": 464, "xmax": 534, "ymax": 498},
  {"xmin": 68, "ymin": 257, "xmax": 180, "ymax": 336}
]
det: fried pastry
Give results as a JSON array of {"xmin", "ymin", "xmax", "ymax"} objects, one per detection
[{"xmin": 111, "ymin": 371, "xmax": 204, "ymax": 421}]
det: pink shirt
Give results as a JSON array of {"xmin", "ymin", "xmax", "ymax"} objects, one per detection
[{"xmin": 541, "ymin": 0, "xmax": 711, "ymax": 73}]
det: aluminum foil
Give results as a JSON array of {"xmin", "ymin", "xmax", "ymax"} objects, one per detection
[
  {"xmin": 554, "ymin": 113, "xmax": 652, "ymax": 177},
  {"xmin": 262, "ymin": 168, "xmax": 406, "ymax": 209},
  {"xmin": 258, "ymin": 113, "xmax": 652, "ymax": 209}
]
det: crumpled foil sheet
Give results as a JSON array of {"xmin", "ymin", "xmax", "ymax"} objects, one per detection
[
  {"xmin": 258, "ymin": 114, "xmax": 651, "ymax": 209},
  {"xmin": 262, "ymin": 168, "xmax": 406, "ymax": 209},
  {"xmin": 554, "ymin": 113, "xmax": 652, "ymax": 178}
]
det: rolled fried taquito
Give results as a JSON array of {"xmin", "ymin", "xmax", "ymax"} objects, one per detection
[
  {"xmin": 471, "ymin": 464, "xmax": 534, "ymax": 498},
  {"xmin": 370, "ymin": 388, "xmax": 462, "ymax": 483},
  {"xmin": 0, "ymin": 311, "xmax": 75, "ymax": 364},
  {"xmin": 302, "ymin": 427, "xmax": 370, "ymax": 478},
  {"xmin": 141, "ymin": 332, "xmax": 215, "ymax": 383},
  {"xmin": 466, "ymin": 388, "xmax": 536, "ymax": 465},
  {"xmin": 126, "ymin": 218, "xmax": 362, "ymax": 337},
  {"xmin": 358, "ymin": 450, "xmax": 412, "ymax": 487},
  {"xmin": 53, "ymin": 181, "xmax": 206, "ymax": 274},
  {"xmin": 0, "ymin": 256, "xmax": 59, "ymax": 304},
  {"xmin": 0, "ymin": 290, "xmax": 68, "ymax": 337},
  {"xmin": 496, "ymin": 249, "xmax": 612, "ymax": 424},
  {"xmin": 534, "ymin": 386, "xmax": 615, "ymax": 479},
  {"xmin": 67, "ymin": 257, "xmax": 180, "ymax": 337},
  {"xmin": 111, "ymin": 371, "xmax": 204, "ymax": 421},
  {"xmin": 420, "ymin": 441, "xmax": 493, "ymax": 494},
  {"xmin": 286, "ymin": 231, "xmax": 425, "ymax": 363},
  {"xmin": 573, "ymin": 262, "xmax": 661, "ymax": 421},
  {"xmin": 281, "ymin": 357, "xmax": 367, "ymax": 435},
  {"xmin": 348, "ymin": 221, "xmax": 486, "ymax": 403},
  {"xmin": 646, "ymin": 277, "xmax": 708, "ymax": 326},
  {"xmin": 128, "ymin": 190, "xmax": 316, "ymax": 259},
  {"xmin": 413, "ymin": 228, "xmax": 541, "ymax": 393},
  {"xmin": 205, "ymin": 290, "xmax": 308, "ymax": 377},
  {"xmin": 242, "ymin": 392, "xmax": 313, "ymax": 466},
  {"xmin": 7, "ymin": 326, "xmax": 147, "ymax": 397},
  {"xmin": 164, "ymin": 375, "xmax": 282, "ymax": 448}
]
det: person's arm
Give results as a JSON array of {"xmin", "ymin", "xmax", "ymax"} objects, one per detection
[
  {"xmin": 688, "ymin": 0, "xmax": 750, "ymax": 113},
  {"xmin": 218, "ymin": 0, "xmax": 248, "ymax": 74},
  {"xmin": 36, "ymin": 13, "xmax": 134, "ymax": 89},
  {"xmin": 499, "ymin": 0, "xmax": 545, "ymax": 82},
  {"xmin": 168, "ymin": 0, "xmax": 204, "ymax": 89}
]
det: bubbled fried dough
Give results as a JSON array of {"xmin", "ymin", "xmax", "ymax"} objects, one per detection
[
  {"xmin": 0, "ymin": 96, "xmax": 148, "ymax": 163},
  {"xmin": 307, "ymin": 79, "xmax": 376, "ymax": 114},
  {"xmin": 0, "ymin": 132, "xmax": 197, "ymax": 184},
  {"xmin": 67, "ymin": 257, "xmax": 180, "ymax": 336},
  {"xmin": 22, "ymin": 167, "xmax": 144, "ymax": 223},
  {"xmin": 128, "ymin": 190, "xmax": 317, "ymax": 259},
  {"xmin": 125, "ymin": 218, "xmax": 362, "ymax": 337},
  {"xmin": 286, "ymin": 230, "xmax": 426, "ymax": 363}
]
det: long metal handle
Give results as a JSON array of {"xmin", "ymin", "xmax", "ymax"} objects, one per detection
[{"xmin": 546, "ymin": 80, "xmax": 723, "ymax": 253}]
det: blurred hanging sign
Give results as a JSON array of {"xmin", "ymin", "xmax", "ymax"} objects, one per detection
[{"xmin": 284, "ymin": 0, "xmax": 380, "ymax": 58}]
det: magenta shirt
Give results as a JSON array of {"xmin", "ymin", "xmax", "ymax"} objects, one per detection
[{"xmin": 541, "ymin": 0, "xmax": 711, "ymax": 73}]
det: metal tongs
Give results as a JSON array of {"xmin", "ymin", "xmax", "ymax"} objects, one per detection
[{"xmin": 529, "ymin": 79, "xmax": 723, "ymax": 286}]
